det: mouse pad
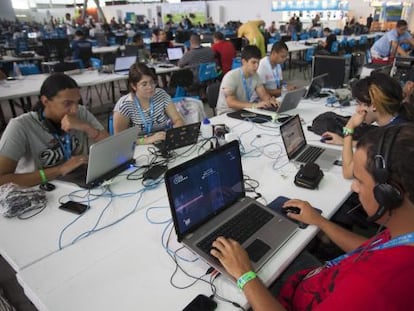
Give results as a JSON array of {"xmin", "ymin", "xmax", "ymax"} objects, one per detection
[
  {"xmin": 267, "ymin": 196, "xmax": 322, "ymax": 229},
  {"xmin": 227, "ymin": 109, "xmax": 272, "ymax": 123}
]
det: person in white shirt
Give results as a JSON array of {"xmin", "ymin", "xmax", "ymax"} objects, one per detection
[{"xmin": 253, "ymin": 41, "xmax": 295, "ymax": 100}]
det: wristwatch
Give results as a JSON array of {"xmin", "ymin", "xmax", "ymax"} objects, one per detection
[{"xmin": 342, "ymin": 127, "xmax": 354, "ymax": 137}]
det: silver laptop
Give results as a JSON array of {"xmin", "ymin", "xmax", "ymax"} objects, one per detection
[
  {"xmin": 167, "ymin": 47, "xmax": 183, "ymax": 62},
  {"xmin": 114, "ymin": 56, "xmax": 137, "ymax": 75},
  {"xmin": 260, "ymin": 87, "xmax": 306, "ymax": 114},
  {"xmin": 280, "ymin": 114, "xmax": 341, "ymax": 171},
  {"xmin": 57, "ymin": 127, "xmax": 137, "ymax": 188},
  {"xmin": 165, "ymin": 140, "xmax": 298, "ymax": 279}
]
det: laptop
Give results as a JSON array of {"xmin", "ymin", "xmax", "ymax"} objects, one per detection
[
  {"xmin": 114, "ymin": 56, "xmax": 137, "ymax": 75},
  {"xmin": 164, "ymin": 140, "xmax": 298, "ymax": 279},
  {"xmin": 154, "ymin": 122, "xmax": 201, "ymax": 154},
  {"xmin": 57, "ymin": 127, "xmax": 137, "ymax": 188},
  {"xmin": 167, "ymin": 47, "xmax": 184, "ymax": 63},
  {"xmin": 304, "ymin": 73, "xmax": 328, "ymax": 99},
  {"xmin": 251, "ymin": 87, "xmax": 306, "ymax": 116},
  {"xmin": 280, "ymin": 115, "xmax": 341, "ymax": 171}
]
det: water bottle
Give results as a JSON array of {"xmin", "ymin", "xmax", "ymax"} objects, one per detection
[
  {"xmin": 200, "ymin": 118, "xmax": 214, "ymax": 149},
  {"xmin": 200, "ymin": 118, "xmax": 213, "ymax": 140},
  {"xmin": 13, "ymin": 62, "xmax": 22, "ymax": 79},
  {"xmin": 281, "ymin": 81, "xmax": 288, "ymax": 97}
]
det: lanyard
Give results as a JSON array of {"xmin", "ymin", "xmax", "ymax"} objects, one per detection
[
  {"xmin": 326, "ymin": 232, "xmax": 414, "ymax": 268},
  {"xmin": 54, "ymin": 133, "xmax": 72, "ymax": 161},
  {"xmin": 133, "ymin": 95, "xmax": 154, "ymax": 135},
  {"xmin": 240, "ymin": 69, "xmax": 253, "ymax": 102},
  {"xmin": 268, "ymin": 57, "xmax": 280, "ymax": 88}
]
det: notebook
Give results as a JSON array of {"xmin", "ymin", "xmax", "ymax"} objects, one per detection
[
  {"xmin": 164, "ymin": 140, "xmax": 298, "ymax": 279},
  {"xmin": 114, "ymin": 56, "xmax": 137, "ymax": 75},
  {"xmin": 167, "ymin": 47, "xmax": 183, "ymax": 62},
  {"xmin": 280, "ymin": 115, "xmax": 341, "ymax": 171},
  {"xmin": 303, "ymin": 73, "xmax": 328, "ymax": 99},
  {"xmin": 154, "ymin": 122, "xmax": 201, "ymax": 155},
  {"xmin": 249, "ymin": 87, "xmax": 307, "ymax": 117},
  {"xmin": 57, "ymin": 127, "xmax": 137, "ymax": 188}
]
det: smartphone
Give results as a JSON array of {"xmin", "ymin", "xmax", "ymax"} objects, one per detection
[
  {"xmin": 59, "ymin": 201, "xmax": 89, "ymax": 215},
  {"xmin": 183, "ymin": 294, "xmax": 217, "ymax": 311}
]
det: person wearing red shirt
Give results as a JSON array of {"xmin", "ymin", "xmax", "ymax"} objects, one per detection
[
  {"xmin": 212, "ymin": 32, "xmax": 237, "ymax": 74},
  {"xmin": 211, "ymin": 124, "xmax": 414, "ymax": 311}
]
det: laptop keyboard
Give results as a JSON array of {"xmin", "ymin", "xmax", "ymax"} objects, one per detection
[
  {"xmin": 296, "ymin": 146, "xmax": 324, "ymax": 163},
  {"xmin": 197, "ymin": 204, "xmax": 274, "ymax": 254}
]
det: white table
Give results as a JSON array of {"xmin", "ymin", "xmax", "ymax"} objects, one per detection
[{"xmin": 16, "ymin": 100, "xmax": 354, "ymax": 311}]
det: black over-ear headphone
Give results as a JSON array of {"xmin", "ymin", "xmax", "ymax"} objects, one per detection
[
  {"xmin": 37, "ymin": 107, "xmax": 62, "ymax": 136},
  {"xmin": 368, "ymin": 126, "xmax": 404, "ymax": 222}
]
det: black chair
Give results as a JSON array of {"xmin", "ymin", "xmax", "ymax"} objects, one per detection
[
  {"xmin": 206, "ymin": 81, "xmax": 221, "ymax": 115},
  {"xmin": 77, "ymin": 43, "xmax": 93, "ymax": 68}
]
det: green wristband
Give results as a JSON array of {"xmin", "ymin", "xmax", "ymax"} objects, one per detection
[
  {"xmin": 138, "ymin": 137, "xmax": 145, "ymax": 145},
  {"xmin": 342, "ymin": 127, "xmax": 354, "ymax": 137},
  {"xmin": 39, "ymin": 169, "xmax": 48, "ymax": 184},
  {"xmin": 237, "ymin": 271, "xmax": 257, "ymax": 290}
]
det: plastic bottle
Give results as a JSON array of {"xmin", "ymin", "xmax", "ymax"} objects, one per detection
[
  {"xmin": 200, "ymin": 118, "xmax": 213, "ymax": 140},
  {"xmin": 281, "ymin": 81, "xmax": 288, "ymax": 97},
  {"xmin": 13, "ymin": 62, "xmax": 22, "ymax": 79}
]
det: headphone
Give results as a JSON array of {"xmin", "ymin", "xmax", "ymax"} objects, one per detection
[{"xmin": 368, "ymin": 126, "xmax": 404, "ymax": 222}]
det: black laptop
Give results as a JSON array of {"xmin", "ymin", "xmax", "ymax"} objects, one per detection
[{"xmin": 154, "ymin": 122, "xmax": 201, "ymax": 154}]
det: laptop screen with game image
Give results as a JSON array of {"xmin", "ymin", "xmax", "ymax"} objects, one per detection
[
  {"xmin": 164, "ymin": 140, "xmax": 298, "ymax": 279},
  {"xmin": 57, "ymin": 127, "xmax": 138, "ymax": 188},
  {"xmin": 114, "ymin": 56, "xmax": 137, "ymax": 75}
]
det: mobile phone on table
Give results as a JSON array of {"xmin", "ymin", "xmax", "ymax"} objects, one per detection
[
  {"xmin": 183, "ymin": 294, "xmax": 217, "ymax": 311},
  {"xmin": 59, "ymin": 201, "xmax": 88, "ymax": 215}
]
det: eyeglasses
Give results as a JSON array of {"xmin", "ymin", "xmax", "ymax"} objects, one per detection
[{"xmin": 137, "ymin": 81, "xmax": 156, "ymax": 88}]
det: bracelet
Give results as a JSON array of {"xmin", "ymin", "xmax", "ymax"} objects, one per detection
[
  {"xmin": 237, "ymin": 271, "xmax": 257, "ymax": 290},
  {"xmin": 39, "ymin": 169, "xmax": 48, "ymax": 184},
  {"xmin": 138, "ymin": 137, "xmax": 145, "ymax": 145},
  {"xmin": 342, "ymin": 127, "xmax": 354, "ymax": 137}
]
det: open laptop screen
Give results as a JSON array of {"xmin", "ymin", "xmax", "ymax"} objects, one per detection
[
  {"xmin": 167, "ymin": 47, "xmax": 183, "ymax": 61},
  {"xmin": 280, "ymin": 115, "xmax": 307, "ymax": 159},
  {"xmin": 114, "ymin": 56, "xmax": 137, "ymax": 72},
  {"xmin": 165, "ymin": 141, "xmax": 244, "ymax": 237}
]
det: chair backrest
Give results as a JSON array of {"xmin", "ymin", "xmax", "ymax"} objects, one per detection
[
  {"xmin": 198, "ymin": 62, "xmax": 219, "ymax": 83},
  {"xmin": 330, "ymin": 41, "xmax": 339, "ymax": 54},
  {"xmin": 304, "ymin": 47, "xmax": 315, "ymax": 62},
  {"xmin": 18, "ymin": 63, "xmax": 40, "ymax": 75},
  {"xmin": 231, "ymin": 57, "xmax": 242, "ymax": 69},
  {"xmin": 206, "ymin": 81, "xmax": 221, "ymax": 112}
]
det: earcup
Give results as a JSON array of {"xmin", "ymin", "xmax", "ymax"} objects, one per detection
[{"xmin": 373, "ymin": 183, "xmax": 404, "ymax": 213}]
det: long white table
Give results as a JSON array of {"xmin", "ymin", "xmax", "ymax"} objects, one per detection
[{"xmin": 15, "ymin": 99, "xmax": 355, "ymax": 311}]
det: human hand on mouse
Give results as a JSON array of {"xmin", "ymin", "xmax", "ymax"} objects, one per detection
[
  {"xmin": 321, "ymin": 131, "xmax": 343, "ymax": 145},
  {"xmin": 283, "ymin": 199, "xmax": 325, "ymax": 226}
]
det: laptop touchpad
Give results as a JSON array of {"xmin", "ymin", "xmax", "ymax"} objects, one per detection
[{"xmin": 245, "ymin": 239, "xmax": 271, "ymax": 262}]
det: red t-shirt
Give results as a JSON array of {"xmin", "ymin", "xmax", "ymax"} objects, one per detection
[
  {"xmin": 279, "ymin": 230, "xmax": 414, "ymax": 311},
  {"xmin": 212, "ymin": 40, "xmax": 237, "ymax": 74}
]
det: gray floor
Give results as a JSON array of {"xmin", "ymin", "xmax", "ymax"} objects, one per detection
[{"xmin": 0, "ymin": 66, "xmax": 310, "ymax": 311}]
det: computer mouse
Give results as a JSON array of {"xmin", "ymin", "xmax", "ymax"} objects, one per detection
[
  {"xmin": 283, "ymin": 206, "xmax": 301, "ymax": 214},
  {"xmin": 320, "ymin": 135, "xmax": 333, "ymax": 143},
  {"xmin": 39, "ymin": 182, "xmax": 56, "ymax": 192}
]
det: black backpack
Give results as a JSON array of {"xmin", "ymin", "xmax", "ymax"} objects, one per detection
[{"xmin": 309, "ymin": 111, "xmax": 376, "ymax": 140}]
